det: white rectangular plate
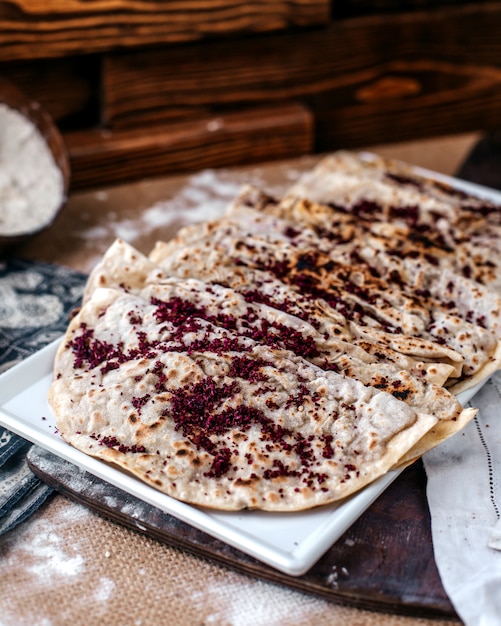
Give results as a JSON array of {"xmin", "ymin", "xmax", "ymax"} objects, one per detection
[
  {"xmin": 1, "ymin": 167, "xmax": 498, "ymax": 576},
  {"xmin": 0, "ymin": 337, "xmax": 484, "ymax": 576}
]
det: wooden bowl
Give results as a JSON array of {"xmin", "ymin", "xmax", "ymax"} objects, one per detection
[{"xmin": 0, "ymin": 76, "xmax": 70, "ymax": 251}]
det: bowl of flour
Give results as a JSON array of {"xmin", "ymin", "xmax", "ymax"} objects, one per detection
[{"xmin": 0, "ymin": 77, "xmax": 70, "ymax": 249}]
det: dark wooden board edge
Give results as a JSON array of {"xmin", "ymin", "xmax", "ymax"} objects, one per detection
[{"xmin": 27, "ymin": 446, "xmax": 458, "ymax": 620}]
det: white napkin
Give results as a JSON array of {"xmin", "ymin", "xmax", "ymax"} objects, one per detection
[{"xmin": 423, "ymin": 372, "xmax": 501, "ymax": 626}]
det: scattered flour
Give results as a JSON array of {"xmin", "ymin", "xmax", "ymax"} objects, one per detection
[
  {"xmin": 3, "ymin": 499, "xmax": 90, "ymax": 587},
  {"xmin": 71, "ymin": 159, "xmax": 315, "ymax": 273},
  {"xmin": 26, "ymin": 530, "xmax": 84, "ymax": 581},
  {"xmin": 0, "ymin": 103, "xmax": 64, "ymax": 236},
  {"xmin": 81, "ymin": 225, "xmax": 110, "ymax": 241},
  {"xmin": 195, "ymin": 577, "xmax": 331, "ymax": 626},
  {"xmin": 93, "ymin": 577, "xmax": 115, "ymax": 602},
  {"xmin": 77, "ymin": 166, "xmax": 301, "ymax": 251},
  {"xmin": 0, "ymin": 616, "xmax": 54, "ymax": 626}
]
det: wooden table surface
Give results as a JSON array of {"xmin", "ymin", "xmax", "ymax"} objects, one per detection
[{"xmin": 0, "ymin": 132, "xmax": 481, "ymax": 626}]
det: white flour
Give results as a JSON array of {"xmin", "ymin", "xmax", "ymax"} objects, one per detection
[
  {"xmin": 93, "ymin": 577, "xmax": 115, "ymax": 602},
  {"xmin": 0, "ymin": 103, "xmax": 64, "ymax": 236},
  {"xmin": 197, "ymin": 577, "xmax": 331, "ymax": 626},
  {"xmin": 2, "ymin": 498, "xmax": 90, "ymax": 588},
  {"xmin": 76, "ymin": 165, "xmax": 306, "ymax": 274},
  {"xmin": 71, "ymin": 158, "xmax": 318, "ymax": 273}
]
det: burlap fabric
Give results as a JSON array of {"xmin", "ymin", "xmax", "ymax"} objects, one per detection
[{"xmin": 0, "ymin": 495, "xmax": 461, "ymax": 626}]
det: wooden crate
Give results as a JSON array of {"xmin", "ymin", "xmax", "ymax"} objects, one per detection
[
  {"xmin": 0, "ymin": 0, "xmax": 329, "ymax": 62},
  {"xmin": 102, "ymin": 5, "xmax": 501, "ymax": 148},
  {"xmin": 2, "ymin": 1, "xmax": 501, "ymax": 189},
  {"xmin": 64, "ymin": 103, "xmax": 313, "ymax": 189}
]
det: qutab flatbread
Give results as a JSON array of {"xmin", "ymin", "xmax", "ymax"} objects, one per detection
[
  {"xmin": 49, "ymin": 287, "xmax": 449, "ymax": 511},
  {"xmin": 149, "ymin": 207, "xmax": 497, "ymax": 390},
  {"xmin": 258, "ymin": 190, "xmax": 501, "ymax": 336},
  {"xmin": 228, "ymin": 190, "xmax": 501, "ymax": 392},
  {"xmin": 50, "ymin": 150, "xmax": 496, "ymax": 512},
  {"xmin": 287, "ymin": 151, "xmax": 501, "ymax": 293},
  {"xmin": 80, "ymin": 239, "xmax": 477, "ymax": 472},
  {"xmin": 84, "ymin": 241, "xmax": 462, "ymax": 422}
]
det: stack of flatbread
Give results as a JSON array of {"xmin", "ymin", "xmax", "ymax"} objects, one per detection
[{"xmin": 49, "ymin": 151, "xmax": 501, "ymax": 512}]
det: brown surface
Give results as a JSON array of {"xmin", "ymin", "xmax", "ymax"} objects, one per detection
[
  {"xmin": 0, "ymin": 0, "xmax": 329, "ymax": 62},
  {"xmin": 27, "ymin": 447, "xmax": 456, "ymax": 618},
  {"xmin": 0, "ymin": 57, "xmax": 99, "ymax": 127},
  {"xmin": 0, "ymin": 135, "xmax": 480, "ymax": 626},
  {"xmin": 102, "ymin": 8, "xmax": 501, "ymax": 139},
  {"xmin": 65, "ymin": 103, "xmax": 313, "ymax": 190},
  {"xmin": 2, "ymin": 4, "xmax": 501, "ymax": 191}
]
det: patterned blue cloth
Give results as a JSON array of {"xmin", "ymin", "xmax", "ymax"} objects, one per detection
[{"xmin": 0, "ymin": 258, "xmax": 86, "ymax": 534}]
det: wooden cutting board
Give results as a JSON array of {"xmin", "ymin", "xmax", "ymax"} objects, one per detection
[{"xmin": 27, "ymin": 446, "xmax": 457, "ymax": 619}]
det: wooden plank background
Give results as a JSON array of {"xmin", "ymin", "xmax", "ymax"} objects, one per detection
[
  {"xmin": 333, "ymin": 0, "xmax": 475, "ymax": 17},
  {"xmin": 0, "ymin": 0, "xmax": 329, "ymax": 62},
  {"xmin": 1, "ymin": 1, "xmax": 501, "ymax": 190},
  {"xmin": 64, "ymin": 103, "xmax": 313, "ymax": 189}
]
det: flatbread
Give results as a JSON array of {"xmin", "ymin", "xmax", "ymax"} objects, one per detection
[
  {"xmin": 287, "ymin": 151, "xmax": 501, "ymax": 293},
  {"xmin": 232, "ymin": 192, "xmax": 501, "ymax": 390},
  {"xmin": 50, "ymin": 149, "xmax": 495, "ymax": 512},
  {"xmin": 258, "ymin": 189, "xmax": 501, "ymax": 333},
  {"xmin": 84, "ymin": 239, "xmax": 475, "ymax": 471},
  {"xmin": 49, "ymin": 286, "xmax": 450, "ymax": 511},
  {"xmin": 149, "ymin": 207, "xmax": 498, "ymax": 391},
  {"xmin": 85, "ymin": 241, "xmax": 462, "ymax": 421}
]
